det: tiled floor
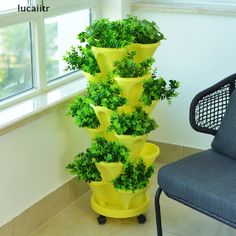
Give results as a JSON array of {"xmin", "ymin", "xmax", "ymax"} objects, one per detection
[{"xmin": 30, "ymin": 163, "xmax": 236, "ymax": 236}]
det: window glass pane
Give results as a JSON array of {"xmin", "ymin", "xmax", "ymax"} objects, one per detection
[
  {"xmin": 0, "ymin": 23, "xmax": 33, "ymax": 101},
  {"xmin": 45, "ymin": 9, "xmax": 90, "ymax": 82},
  {"xmin": 0, "ymin": 0, "xmax": 29, "ymax": 12}
]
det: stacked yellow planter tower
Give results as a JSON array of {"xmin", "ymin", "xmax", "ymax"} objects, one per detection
[{"xmin": 84, "ymin": 43, "xmax": 161, "ymax": 223}]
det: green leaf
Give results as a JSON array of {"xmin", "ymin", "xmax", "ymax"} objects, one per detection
[
  {"xmin": 87, "ymin": 78, "xmax": 127, "ymax": 110},
  {"xmin": 108, "ymin": 107, "xmax": 158, "ymax": 136},
  {"xmin": 77, "ymin": 18, "xmax": 134, "ymax": 48},
  {"xmin": 66, "ymin": 152, "xmax": 102, "ymax": 182},
  {"xmin": 112, "ymin": 51, "xmax": 154, "ymax": 78},
  {"xmin": 141, "ymin": 71, "xmax": 180, "ymax": 106},
  {"xmin": 123, "ymin": 16, "xmax": 165, "ymax": 44},
  {"xmin": 63, "ymin": 44, "xmax": 100, "ymax": 75},
  {"xmin": 113, "ymin": 160, "xmax": 154, "ymax": 191},
  {"xmin": 67, "ymin": 95, "xmax": 100, "ymax": 128}
]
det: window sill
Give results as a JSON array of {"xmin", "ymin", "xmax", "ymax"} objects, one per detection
[
  {"xmin": 132, "ymin": 2, "xmax": 236, "ymax": 16},
  {"xmin": 0, "ymin": 77, "xmax": 87, "ymax": 135}
]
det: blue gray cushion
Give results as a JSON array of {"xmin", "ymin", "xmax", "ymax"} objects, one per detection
[
  {"xmin": 158, "ymin": 149, "xmax": 236, "ymax": 226},
  {"xmin": 211, "ymin": 89, "xmax": 236, "ymax": 159}
]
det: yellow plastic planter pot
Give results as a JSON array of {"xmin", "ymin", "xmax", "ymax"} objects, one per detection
[
  {"xmin": 86, "ymin": 126, "xmax": 105, "ymax": 139},
  {"xmin": 129, "ymin": 42, "xmax": 161, "ymax": 63},
  {"xmin": 103, "ymin": 131, "xmax": 117, "ymax": 142},
  {"xmin": 117, "ymin": 105, "xmax": 136, "ymax": 114},
  {"xmin": 91, "ymin": 46, "xmax": 129, "ymax": 75},
  {"xmin": 114, "ymin": 73, "xmax": 151, "ymax": 106},
  {"xmin": 89, "ymin": 181, "xmax": 110, "ymax": 206},
  {"xmin": 140, "ymin": 143, "xmax": 160, "ymax": 166},
  {"xmin": 115, "ymin": 134, "xmax": 147, "ymax": 161},
  {"xmin": 91, "ymin": 183, "xmax": 120, "ymax": 207},
  {"xmin": 82, "ymin": 71, "xmax": 103, "ymax": 83},
  {"xmin": 90, "ymin": 182, "xmax": 124, "ymax": 208},
  {"xmin": 90, "ymin": 184, "xmax": 150, "ymax": 218},
  {"xmin": 91, "ymin": 105, "xmax": 113, "ymax": 131},
  {"xmin": 95, "ymin": 162, "xmax": 123, "ymax": 182},
  {"xmin": 142, "ymin": 100, "xmax": 159, "ymax": 115},
  {"xmin": 115, "ymin": 187, "xmax": 148, "ymax": 210}
]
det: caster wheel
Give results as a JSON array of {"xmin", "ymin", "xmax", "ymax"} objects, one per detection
[
  {"xmin": 137, "ymin": 214, "xmax": 146, "ymax": 224},
  {"xmin": 97, "ymin": 215, "xmax": 106, "ymax": 224}
]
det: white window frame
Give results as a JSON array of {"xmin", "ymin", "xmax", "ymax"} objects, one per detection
[
  {"xmin": 0, "ymin": 0, "xmax": 100, "ymax": 108},
  {"xmin": 141, "ymin": 0, "xmax": 236, "ymax": 4},
  {"xmin": 132, "ymin": 1, "xmax": 236, "ymax": 17}
]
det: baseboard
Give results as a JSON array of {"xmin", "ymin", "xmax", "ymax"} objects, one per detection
[
  {"xmin": 0, "ymin": 141, "xmax": 202, "ymax": 236},
  {"xmin": 0, "ymin": 178, "xmax": 89, "ymax": 236}
]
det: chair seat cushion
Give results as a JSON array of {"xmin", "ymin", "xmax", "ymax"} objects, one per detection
[
  {"xmin": 158, "ymin": 149, "xmax": 236, "ymax": 226},
  {"xmin": 211, "ymin": 89, "xmax": 236, "ymax": 159}
]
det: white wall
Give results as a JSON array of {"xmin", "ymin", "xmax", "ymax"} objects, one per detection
[
  {"xmin": 132, "ymin": 9, "xmax": 236, "ymax": 149},
  {"xmin": 100, "ymin": 0, "xmax": 131, "ymax": 19},
  {"xmin": 99, "ymin": 1, "xmax": 236, "ymax": 149},
  {"xmin": 0, "ymin": 105, "xmax": 90, "ymax": 226}
]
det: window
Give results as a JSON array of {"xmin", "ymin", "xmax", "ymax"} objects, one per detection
[
  {"xmin": 0, "ymin": 0, "xmax": 29, "ymax": 12},
  {"xmin": 0, "ymin": 0, "xmax": 98, "ymax": 105},
  {"xmin": 0, "ymin": 23, "xmax": 34, "ymax": 100},
  {"xmin": 45, "ymin": 9, "xmax": 90, "ymax": 82}
]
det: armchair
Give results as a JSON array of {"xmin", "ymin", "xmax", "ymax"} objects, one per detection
[{"xmin": 155, "ymin": 73, "xmax": 236, "ymax": 236}]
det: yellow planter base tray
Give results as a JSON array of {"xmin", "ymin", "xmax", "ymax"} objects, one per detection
[{"xmin": 90, "ymin": 193, "xmax": 149, "ymax": 218}]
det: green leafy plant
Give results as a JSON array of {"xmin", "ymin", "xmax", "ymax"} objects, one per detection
[
  {"xmin": 66, "ymin": 152, "xmax": 102, "ymax": 182},
  {"xmin": 124, "ymin": 15, "xmax": 165, "ymax": 44},
  {"xmin": 87, "ymin": 78, "xmax": 126, "ymax": 110},
  {"xmin": 141, "ymin": 71, "xmax": 180, "ymax": 106},
  {"xmin": 112, "ymin": 51, "xmax": 154, "ymax": 78},
  {"xmin": 108, "ymin": 107, "xmax": 158, "ymax": 136},
  {"xmin": 88, "ymin": 136, "xmax": 129, "ymax": 163},
  {"xmin": 63, "ymin": 44, "xmax": 100, "ymax": 75},
  {"xmin": 78, "ymin": 18, "xmax": 134, "ymax": 48},
  {"xmin": 66, "ymin": 136, "xmax": 130, "ymax": 182},
  {"xmin": 113, "ymin": 159, "xmax": 154, "ymax": 191},
  {"xmin": 67, "ymin": 95, "xmax": 99, "ymax": 129}
]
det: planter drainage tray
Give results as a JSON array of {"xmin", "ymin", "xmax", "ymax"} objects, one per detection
[{"xmin": 91, "ymin": 194, "xmax": 149, "ymax": 218}]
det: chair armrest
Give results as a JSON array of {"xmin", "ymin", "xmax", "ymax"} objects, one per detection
[{"xmin": 189, "ymin": 73, "xmax": 236, "ymax": 135}]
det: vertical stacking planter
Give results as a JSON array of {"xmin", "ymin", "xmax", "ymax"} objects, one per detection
[
  {"xmin": 129, "ymin": 41, "xmax": 161, "ymax": 64},
  {"xmin": 114, "ymin": 73, "xmax": 151, "ymax": 106},
  {"xmin": 91, "ymin": 47, "xmax": 129, "ymax": 75},
  {"xmin": 64, "ymin": 16, "xmax": 179, "ymax": 225}
]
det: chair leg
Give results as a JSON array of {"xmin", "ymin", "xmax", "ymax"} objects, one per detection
[{"xmin": 155, "ymin": 187, "xmax": 163, "ymax": 236}]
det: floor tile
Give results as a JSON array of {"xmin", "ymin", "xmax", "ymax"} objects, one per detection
[
  {"xmin": 29, "ymin": 192, "xmax": 118, "ymax": 236},
  {"xmin": 0, "ymin": 221, "xmax": 12, "ymax": 236},
  {"xmin": 30, "ymin": 161, "xmax": 236, "ymax": 236}
]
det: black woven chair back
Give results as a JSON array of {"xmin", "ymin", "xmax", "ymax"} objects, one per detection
[{"xmin": 190, "ymin": 73, "xmax": 236, "ymax": 135}]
